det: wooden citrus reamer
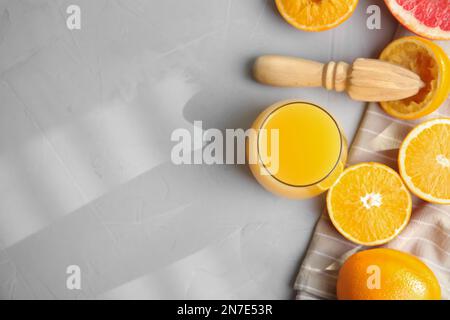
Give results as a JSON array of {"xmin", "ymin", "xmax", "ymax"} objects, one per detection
[{"xmin": 253, "ymin": 55, "xmax": 425, "ymax": 102}]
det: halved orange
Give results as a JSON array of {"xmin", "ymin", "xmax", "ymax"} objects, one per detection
[
  {"xmin": 327, "ymin": 163, "xmax": 412, "ymax": 246},
  {"xmin": 399, "ymin": 118, "xmax": 450, "ymax": 204},
  {"xmin": 379, "ymin": 36, "xmax": 450, "ymax": 120},
  {"xmin": 275, "ymin": 0, "xmax": 359, "ymax": 32}
]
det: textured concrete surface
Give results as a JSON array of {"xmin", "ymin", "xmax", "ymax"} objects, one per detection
[{"xmin": 0, "ymin": 0, "xmax": 397, "ymax": 299}]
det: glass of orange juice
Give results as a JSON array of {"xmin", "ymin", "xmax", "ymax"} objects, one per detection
[{"xmin": 247, "ymin": 100, "xmax": 347, "ymax": 199}]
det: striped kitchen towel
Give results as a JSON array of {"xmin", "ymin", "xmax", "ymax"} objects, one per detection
[{"xmin": 294, "ymin": 28, "xmax": 450, "ymax": 300}]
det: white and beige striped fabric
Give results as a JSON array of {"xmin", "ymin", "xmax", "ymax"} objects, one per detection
[{"xmin": 295, "ymin": 29, "xmax": 450, "ymax": 300}]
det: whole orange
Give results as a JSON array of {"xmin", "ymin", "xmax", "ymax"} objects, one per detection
[{"xmin": 337, "ymin": 248, "xmax": 441, "ymax": 300}]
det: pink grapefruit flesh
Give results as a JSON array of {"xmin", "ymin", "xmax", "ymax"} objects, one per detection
[{"xmin": 385, "ymin": 0, "xmax": 450, "ymax": 40}]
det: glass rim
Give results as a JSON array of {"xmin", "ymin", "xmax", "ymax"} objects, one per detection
[{"xmin": 257, "ymin": 101, "xmax": 345, "ymax": 188}]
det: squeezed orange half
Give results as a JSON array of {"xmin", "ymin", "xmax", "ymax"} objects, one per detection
[{"xmin": 247, "ymin": 100, "xmax": 347, "ymax": 199}]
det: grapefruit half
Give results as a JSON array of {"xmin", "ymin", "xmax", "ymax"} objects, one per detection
[{"xmin": 384, "ymin": 0, "xmax": 450, "ymax": 40}]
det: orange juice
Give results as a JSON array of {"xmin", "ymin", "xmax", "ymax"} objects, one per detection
[{"xmin": 247, "ymin": 100, "xmax": 347, "ymax": 199}]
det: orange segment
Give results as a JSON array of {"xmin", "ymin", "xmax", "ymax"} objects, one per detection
[
  {"xmin": 327, "ymin": 163, "xmax": 412, "ymax": 246},
  {"xmin": 275, "ymin": 0, "xmax": 359, "ymax": 32},
  {"xmin": 379, "ymin": 36, "xmax": 450, "ymax": 120},
  {"xmin": 337, "ymin": 248, "xmax": 441, "ymax": 300},
  {"xmin": 399, "ymin": 118, "xmax": 450, "ymax": 204}
]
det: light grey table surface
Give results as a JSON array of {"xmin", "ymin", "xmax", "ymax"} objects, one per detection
[{"xmin": 0, "ymin": 0, "xmax": 398, "ymax": 299}]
